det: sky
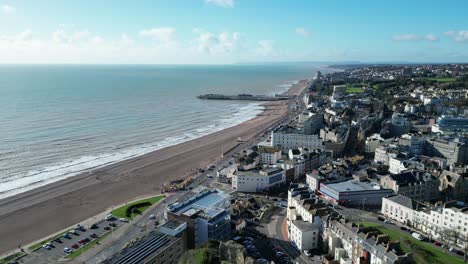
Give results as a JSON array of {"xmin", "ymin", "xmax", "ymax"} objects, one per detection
[{"xmin": 0, "ymin": 0, "xmax": 467, "ymax": 64}]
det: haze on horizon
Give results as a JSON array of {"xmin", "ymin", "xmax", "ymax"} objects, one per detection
[{"xmin": 0, "ymin": 0, "xmax": 467, "ymax": 64}]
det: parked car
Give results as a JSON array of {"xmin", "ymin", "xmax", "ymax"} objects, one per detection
[
  {"xmin": 69, "ymin": 230, "xmax": 78, "ymax": 235},
  {"xmin": 42, "ymin": 244, "xmax": 51, "ymax": 250},
  {"xmin": 109, "ymin": 222, "xmax": 117, "ymax": 227},
  {"xmin": 149, "ymin": 214, "xmax": 156, "ymax": 219},
  {"xmin": 84, "ymin": 238, "xmax": 90, "ymax": 243},
  {"xmin": 119, "ymin": 218, "xmax": 129, "ymax": 223},
  {"xmin": 62, "ymin": 233, "xmax": 71, "ymax": 239},
  {"xmin": 90, "ymin": 224, "xmax": 98, "ymax": 229},
  {"xmin": 433, "ymin": 241, "xmax": 442, "ymax": 246},
  {"xmin": 303, "ymin": 250, "xmax": 311, "ymax": 257},
  {"xmin": 53, "ymin": 237, "xmax": 62, "ymax": 243},
  {"xmin": 90, "ymin": 233, "xmax": 98, "ymax": 238},
  {"xmin": 71, "ymin": 244, "xmax": 79, "ymax": 249},
  {"xmin": 400, "ymin": 226, "xmax": 408, "ymax": 231},
  {"xmin": 105, "ymin": 214, "xmax": 115, "ymax": 221},
  {"xmin": 383, "ymin": 219, "xmax": 392, "ymax": 224},
  {"xmin": 63, "ymin": 247, "xmax": 73, "ymax": 254},
  {"xmin": 412, "ymin": 232, "xmax": 427, "ymax": 241},
  {"xmin": 377, "ymin": 216, "xmax": 385, "ymax": 221},
  {"xmin": 104, "ymin": 226, "xmax": 111, "ymax": 231},
  {"xmin": 78, "ymin": 239, "xmax": 86, "ymax": 245},
  {"xmin": 76, "ymin": 224, "xmax": 86, "ymax": 231}
]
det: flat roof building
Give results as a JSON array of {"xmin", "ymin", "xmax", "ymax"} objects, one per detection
[
  {"xmin": 167, "ymin": 189, "xmax": 231, "ymax": 249},
  {"xmin": 319, "ymin": 179, "xmax": 393, "ymax": 207}
]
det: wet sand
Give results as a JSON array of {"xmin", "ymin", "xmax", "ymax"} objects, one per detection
[{"xmin": 0, "ymin": 80, "xmax": 309, "ymax": 253}]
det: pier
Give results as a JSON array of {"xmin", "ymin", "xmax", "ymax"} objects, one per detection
[{"xmin": 197, "ymin": 93, "xmax": 289, "ymax": 101}]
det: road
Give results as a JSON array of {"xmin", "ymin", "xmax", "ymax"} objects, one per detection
[{"xmin": 257, "ymin": 208, "xmax": 317, "ymax": 264}]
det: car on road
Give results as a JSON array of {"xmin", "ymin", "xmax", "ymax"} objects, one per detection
[
  {"xmin": 71, "ymin": 244, "xmax": 79, "ymax": 249},
  {"xmin": 303, "ymin": 250, "xmax": 311, "ymax": 256},
  {"xmin": 119, "ymin": 218, "xmax": 129, "ymax": 223},
  {"xmin": 383, "ymin": 219, "xmax": 392, "ymax": 224},
  {"xmin": 63, "ymin": 247, "xmax": 72, "ymax": 254},
  {"xmin": 149, "ymin": 214, "xmax": 156, "ymax": 219}
]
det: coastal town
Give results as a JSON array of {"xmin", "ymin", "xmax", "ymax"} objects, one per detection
[{"xmin": 3, "ymin": 63, "xmax": 468, "ymax": 264}]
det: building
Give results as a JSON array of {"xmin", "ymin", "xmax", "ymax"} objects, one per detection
[
  {"xmin": 332, "ymin": 85, "xmax": 347, "ymax": 99},
  {"xmin": 432, "ymin": 115, "xmax": 468, "ymax": 133},
  {"xmin": 306, "ymin": 171, "xmax": 325, "ymax": 191},
  {"xmin": 106, "ymin": 220, "xmax": 187, "ymax": 264},
  {"xmin": 303, "ymin": 113, "xmax": 324, "ymax": 135},
  {"xmin": 322, "ymin": 218, "xmax": 410, "ymax": 264},
  {"xmin": 231, "ymin": 167, "xmax": 285, "ymax": 192},
  {"xmin": 439, "ymin": 170, "xmax": 467, "ymax": 201},
  {"xmin": 381, "ymin": 195, "xmax": 416, "ymax": 225},
  {"xmin": 426, "ymin": 137, "xmax": 468, "ymax": 165},
  {"xmin": 319, "ymin": 179, "xmax": 393, "ymax": 207},
  {"xmin": 390, "ymin": 113, "xmax": 410, "ymax": 137},
  {"xmin": 398, "ymin": 134, "xmax": 425, "ymax": 156},
  {"xmin": 374, "ymin": 145, "xmax": 398, "ymax": 165},
  {"xmin": 271, "ymin": 126, "xmax": 322, "ymax": 150},
  {"xmin": 364, "ymin": 134, "xmax": 385, "ymax": 154},
  {"xmin": 257, "ymin": 146, "xmax": 282, "ymax": 164},
  {"xmin": 287, "ymin": 184, "xmax": 329, "ymax": 251},
  {"xmin": 380, "ymin": 171, "xmax": 440, "ymax": 201},
  {"xmin": 167, "ymin": 189, "xmax": 231, "ymax": 249},
  {"xmin": 290, "ymin": 220, "xmax": 321, "ymax": 251}
]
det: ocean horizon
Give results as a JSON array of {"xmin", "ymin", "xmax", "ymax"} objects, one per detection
[{"xmin": 0, "ymin": 64, "xmax": 327, "ymax": 199}]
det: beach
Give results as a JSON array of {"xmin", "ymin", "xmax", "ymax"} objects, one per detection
[{"xmin": 0, "ymin": 79, "xmax": 309, "ymax": 253}]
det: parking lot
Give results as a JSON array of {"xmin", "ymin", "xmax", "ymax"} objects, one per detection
[{"xmin": 21, "ymin": 215, "xmax": 126, "ymax": 264}]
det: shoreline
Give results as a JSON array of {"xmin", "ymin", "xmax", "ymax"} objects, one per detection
[{"xmin": 0, "ymin": 78, "xmax": 311, "ymax": 254}]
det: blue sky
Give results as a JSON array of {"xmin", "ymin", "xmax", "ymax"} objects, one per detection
[{"xmin": 0, "ymin": 0, "xmax": 467, "ymax": 64}]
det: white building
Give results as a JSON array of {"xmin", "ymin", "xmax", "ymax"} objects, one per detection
[
  {"xmin": 381, "ymin": 195, "xmax": 415, "ymax": 225},
  {"xmin": 257, "ymin": 146, "xmax": 282, "ymax": 165},
  {"xmin": 306, "ymin": 172, "xmax": 324, "ymax": 191},
  {"xmin": 231, "ymin": 167, "xmax": 285, "ymax": 193},
  {"xmin": 364, "ymin": 134, "xmax": 385, "ymax": 154},
  {"xmin": 290, "ymin": 220, "xmax": 321, "ymax": 250},
  {"xmin": 271, "ymin": 127, "xmax": 322, "ymax": 150}
]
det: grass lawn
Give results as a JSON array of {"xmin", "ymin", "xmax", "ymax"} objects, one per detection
[
  {"xmin": 28, "ymin": 229, "xmax": 71, "ymax": 251},
  {"xmin": 193, "ymin": 248, "xmax": 210, "ymax": 264},
  {"xmin": 0, "ymin": 252, "xmax": 26, "ymax": 264},
  {"xmin": 357, "ymin": 222, "xmax": 464, "ymax": 264},
  {"xmin": 67, "ymin": 231, "xmax": 111, "ymax": 259},
  {"xmin": 428, "ymin": 77, "xmax": 458, "ymax": 83},
  {"xmin": 346, "ymin": 87, "xmax": 364, "ymax": 93},
  {"xmin": 111, "ymin": 195, "xmax": 164, "ymax": 220}
]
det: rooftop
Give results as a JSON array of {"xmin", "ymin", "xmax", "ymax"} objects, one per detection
[
  {"xmin": 292, "ymin": 220, "xmax": 320, "ymax": 232},
  {"xmin": 168, "ymin": 189, "xmax": 229, "ymax": 218},
  {"xmin": 323, "ymin": 179, "xmax": 385, "ymax": 192}
]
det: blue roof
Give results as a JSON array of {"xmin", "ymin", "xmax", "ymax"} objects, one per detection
[{"xmin": 169, "ymin": 190, "xmax": 229, "ymax": 218}]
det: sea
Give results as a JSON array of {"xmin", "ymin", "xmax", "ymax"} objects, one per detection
[{"xmin": 0, "ymin": 64, "xmax": 326, "ymax": 199}]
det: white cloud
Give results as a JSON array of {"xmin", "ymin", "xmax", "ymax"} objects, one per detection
[
  {"xmin": 205, "ymin": 0, "xmax": 235, "ymax": 8},
  {"xmin": 192, "ymin": 30, "xmax": 240, "ymax": 54},
  {"xmin": 256, "ymin": 40, "xmax": 275, "ymax": 57},
  {"xmin": 295, "ymin": 27, "xmax": 310, "ymax": 37},
  {"xmin": 392, "ymin": 34, "xmax": 421, "ymax": 41},
  {"xmin": 392, "ymin": 33, "xmax": 439, "ymax": 42},
  {"xmin": 1, "ymin": 4, "xmax": 16, "ymax": 14},
  {"xmin": 120, "ymin": 34, "xmax": 134, "ymax": 46},
  {"xmin": 444, "ymin": 30, "xmax": 468, "ymax": 42},
  {"xmin": 424, "ymin": 34, "xmax": 439, "ymax": 41},
  {"xmin": 139, "ymin": 27, "xmax": 176, "ymax": 44}
]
